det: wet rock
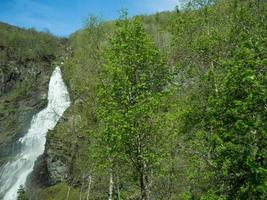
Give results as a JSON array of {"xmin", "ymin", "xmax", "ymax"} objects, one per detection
[
  {"xmin": 0, "ymin": 59, "xmax": 53, "ymax": 165},
  {"xmin": 47, "ymin": 157, "xmax": 69, "ymax": 185}
]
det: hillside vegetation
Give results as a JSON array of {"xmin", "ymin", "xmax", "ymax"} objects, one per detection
[{"xmin": 35, "ymin": 0, "xmax": 267, "ymax": 199}]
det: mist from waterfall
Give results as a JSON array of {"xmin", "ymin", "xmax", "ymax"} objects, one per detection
[{"xmin": 0, "ymin": 67, "xmax": 70, "ymax": 200}]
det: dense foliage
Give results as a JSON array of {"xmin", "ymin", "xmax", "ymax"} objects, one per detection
[
  {"xmin": 173, "ymin": 1, "xmax": 267, "ymax": 199},
  {"xmin": 0, "ymin": 22, "xmax": 64, "ymax": 64},
  {"xmin": 97, "ymin": 14, "xmax": 170, "ymax": 199},
  {"xmin": 35, "ymin": 0, "xmax": 266, "ymax": 199}
]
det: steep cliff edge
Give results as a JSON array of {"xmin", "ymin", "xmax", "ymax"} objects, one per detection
[{"xmin": 0, "ymin": 22, "xmax": 65, "ymax": 167}]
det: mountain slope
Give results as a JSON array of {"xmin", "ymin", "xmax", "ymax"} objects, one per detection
[
  {"xmin": 0, "ymin": 0, "xmax": 266, "ymax": 199},
  {"xmin": 34, "ymin": 1, "xmax": 266, "ymax": 199},
  {"xmin": 0, "ymin": 23, "xmax": 65, "ymax": 167}
]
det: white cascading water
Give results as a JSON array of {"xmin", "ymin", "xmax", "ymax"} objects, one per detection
[{"xmin": 0, "ymin": 66, "xmax": 70, "ymax": 200}]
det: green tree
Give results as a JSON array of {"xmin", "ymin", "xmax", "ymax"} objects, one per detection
[
  {"xmin": 179, "ymin": 1, "xmax": 267, "ymax": 199},
  {"xmin": 97, "ymin": 13, "xmax": 170, "ymax": 200},
  {"xmin": 17, "ymin": 185, "xmax": 28, "ymax": 200},
  {"xmin": 203, "ymin": 6, "xmax": 267, "ymax": 198}
]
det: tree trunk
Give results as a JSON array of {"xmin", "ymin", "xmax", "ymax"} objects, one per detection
[
  {"xmin": 86, "ymin": 175, "xmax": 92, "ymax": 200},
  {"xmin": 66, "ymin": 186, "xmax": 71, "ymax": 200},
  {"xmin": 79, "ymin": 176, "xmax": 84, "ymax": 200},
  {"xmin": 116, "ymin": 174, "xmax": 120, "ymax": 200},
  {"xmin": 140, "ymin": 172, "xmax": 150, "ymax": 200},
  {"xmin": 109, "ymin": 169, "xmax": 114, "ymax": 200},
  {"xmin": 140, "ymin": 163, "xmax": 150, "ymax": 200}
]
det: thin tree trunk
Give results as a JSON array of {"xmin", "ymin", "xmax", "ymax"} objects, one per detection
[
  {"xmin": 86, "ymin": 175, "xmax": 92, "ymax": 200},
  {"xmin": 137, "ymin": 131, "xmax": 149, "ymax": 200},
  {"xmin": 145, "ymin": 172, "xmax": 151, "ymax": 200},
  {"xmin": 66, "ymin": 178, "xmax": 76, "ymax": 200},
  {"xmin": 140, "ymin": 161, "xmax": 150, "ymax": 200},
  {"xmin": 116, "ymin": 173, "xmax": 120, "ymax": 200},
  {"xmin": 139, "ymin": 158, "xmax": 152, "ymax": 200},
  {"xmin": 140, "ymin": 171, "xmax": 145, "ymax": 200},
  {"xmin": 66, "ymin": 186, "xmax": 71, "ymax": 200},
  {"xmin": 109, "ymin": 169, "xmax": 114, "ymax": 200},
  {"xmin": 140, "ymin": 171, "xmax": 148, "ymax": 200},
  {"xmin": 79, "ymin": 178, "xmax": 84, "ymax": 200},
  {"xmin": 79, "ymin": 189, "xmax": 82, "ymax": 200}
]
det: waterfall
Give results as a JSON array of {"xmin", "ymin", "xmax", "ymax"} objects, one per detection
[{"xmin": 0, "ymin": 66, "xmax": 71, "ymax": 200}]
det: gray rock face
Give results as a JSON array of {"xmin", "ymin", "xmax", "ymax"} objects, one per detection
[
  {"xmin": 28, "ymin": 119, "xmax": 72, "ymax": 199},
  {"xmin": 27, "ymin": 143, "xmax": 70, "ymax": 199},
  {"xmin": 0, "ymin": 22, "xmax": 70, "ymax": 199},
  {"xmin": 0, "ymin": 58, "xmax": 53, "ymax": 166},
  {"xmin": 0, "ymin": 64, "xmax": 20, "ymax": 96},
  {"xmin": 46, "ymin": 155, "xmax": 70, "ymax": 185}
]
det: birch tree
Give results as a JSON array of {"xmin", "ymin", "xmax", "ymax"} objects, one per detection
[{"xmin": 97, "ymin": 13, "xmax": 169, "ymax": 200}]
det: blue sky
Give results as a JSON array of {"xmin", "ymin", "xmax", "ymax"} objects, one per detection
[{"xmin": 0, "ymin": 0, "xmax": 179, "ymax": 36}]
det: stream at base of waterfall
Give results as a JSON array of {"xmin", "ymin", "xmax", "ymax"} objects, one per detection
[{"xmin": 0, "ymin": 67, "xmax": 71, "ymax": 200}]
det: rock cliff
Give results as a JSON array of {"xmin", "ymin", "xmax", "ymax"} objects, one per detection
[{"xmin": 0, "ymin": 22, "xmax": 64, "ymax": 169}]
